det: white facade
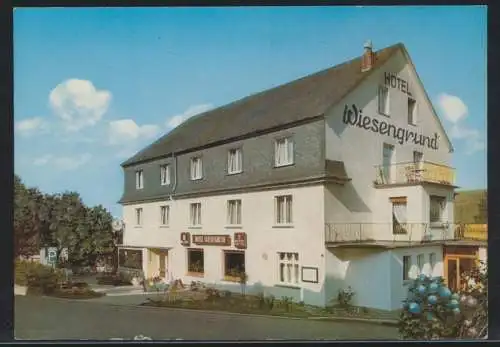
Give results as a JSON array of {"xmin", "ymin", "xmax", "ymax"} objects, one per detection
[{"xmin": 121, "ymin": 46, "xmax": 466, "ymax": 310}]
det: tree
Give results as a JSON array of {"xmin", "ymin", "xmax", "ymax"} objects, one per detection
[
  {"xmin": 474, "ymin": 192, "xmax": 487, "ymax": 224},
  {"xmin": 14, "ymin": 175, "xmax": 42, "ymax": 258}
]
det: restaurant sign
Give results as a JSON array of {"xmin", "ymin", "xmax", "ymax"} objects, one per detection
[
  {"xmin": 234, "ymin": 232, "xmax": 247, "ymax": 249},
  {"xmin": 192, "ymin": 234, "xmax": 231, "ymax": 246},
  {"xmin": 180, "ymin": 232, "xmax": 191, "ymax": 247}
]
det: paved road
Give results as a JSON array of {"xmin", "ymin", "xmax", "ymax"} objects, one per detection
[{"xmin": 15, "ymin": 296, "xmax": 399, "ymax": 340}]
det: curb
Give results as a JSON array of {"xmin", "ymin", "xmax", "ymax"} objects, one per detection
[{"xmin": 307, "ymin": 316, "xmax": 399, "ymax": 327}]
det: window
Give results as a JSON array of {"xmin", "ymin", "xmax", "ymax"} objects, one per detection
[
  {"xmin": 228, "ymin": 148, "xmax": 242, "ymax": 174},
  {"xmin": 160, "ymin": 205, "xmax": 170, "ymax": 226},
  {"xmin": 417, "ymin": 254, "xmax": 425, "ymax": 275},
  {"xmin": 391, "ymin": 197, "xmax": 407, "ymax": 234},
  {"xmin": 190, "ymin": 157, "xmax": 203, "ymax": 180},
  {"xmin": 413, "ymin": 151, "xmax": 423, "ymax": 169},
  {"xmin": 408, "ymin": 97, "xmax": 417, "ymax": 125},
  {"xmin": 227, "ymin": 199, "xmax": 242, "ymax": 225},
  {"xmin": 118, "ymin": 249, "xmax": 143, "ymax": 269},
  {"xmin": 135, "ymin": 170, "xmax": 143, "ymax": 189},
  {"xmin": 403, "ymin": 255, "xmax": 412, "ymax": 281},
  {"xmin": 429, "ymin": 253, "xmax": 436, "ymax": 274},
  {"xmin": 160, "ymin": 164, "xmax": 170, "ymax": 185},
  {"xmin": 378, "ymin": 85, "xmax": 390, "ymax": 115},
  {"xmin": 187, "ymin": 249, "xmax": 204, "ymax": 275},
  {"xmin": 274, "ymin": 137, "xmax": 294, "ymax": 167},
  {"xmin": 135, "ymin": 208, "xmax": 143, "ymax": 226},
  {"xmin": 275, "ymin": 195, "xmax": 293, "ymax": 225},
  {"xmin": 381, "ymin": 143, "xmax": 394, "ymax": 184},
  {"xmin": 223, "ymin": 251, "xmax": 245, "ymax": 280},
  {"xmin": 430, "ymin": 196, "xmax": 446, "ymax": 223},
  {"xmin": 190, "ymin": 203, "xmax": 202, "ymax": 226},
  {"xmin": 278, "ymin": 252, "xmax": 300, "ymax": 284}
]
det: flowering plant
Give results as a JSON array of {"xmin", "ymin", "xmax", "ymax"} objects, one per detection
[{"xmin": 337, "ymin": 286, "xmax": 355, "ymax": 307}]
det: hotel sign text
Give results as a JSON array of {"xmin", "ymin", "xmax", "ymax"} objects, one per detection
[
  {"xmin": 342, "ymin": 104, "xmax": 440, "ymax": 150},
  {"xmin": 192, "ymin": 234, "xmax": 231, "ymax": 246}
]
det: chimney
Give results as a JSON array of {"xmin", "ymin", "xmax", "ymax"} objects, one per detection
[{"xmin": 361, "ymin": 40, "xmax": 374, "ymax": 72}]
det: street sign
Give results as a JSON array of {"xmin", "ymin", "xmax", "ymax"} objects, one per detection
[{"xmin": 47, "ymin": 247, "xmax": 57, "ymax": 265}]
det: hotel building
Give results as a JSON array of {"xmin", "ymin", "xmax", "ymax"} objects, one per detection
[{"xmin": 118, "ymin": 42, "xmax": 486, "ymax": 310}]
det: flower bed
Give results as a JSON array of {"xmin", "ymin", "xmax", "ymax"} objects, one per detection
[{"xmin": 140, "ymin": 286, "xmax": 398, "ymax": 321}]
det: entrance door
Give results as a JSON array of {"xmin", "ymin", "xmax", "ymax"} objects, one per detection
[
  {"xmin": 447, "ymin": 257, "xmax": 459, "ymax": 292},
  {"xmin": 159, "ymin": 253, "xmax": 167, "ymax": 278},
  {"xmin": 382, "ymin": 144, "xmax": 394, "ymax": 184}
]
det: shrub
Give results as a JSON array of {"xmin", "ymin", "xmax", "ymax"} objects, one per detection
[
  {"xmin": 52, "ymin": 287, "xmax": 105, "ymax": 299},
  {"xmin": 338, "ymin": 286, "xmax": 355, "ymax": 307},
  {"xmin": 15, "ymin": 260, "xmax": 63, "ymax": 295},
  {"xmin": 96, "ymin": 272, "xmax": 132, "ymax": 286},
  {"xmin": 399, "ymin": 275, "xmax": 462, "ymax": 340}
]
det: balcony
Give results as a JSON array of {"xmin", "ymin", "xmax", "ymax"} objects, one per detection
[
  {"xmin": 374, "ymin": 161, "xmax": 455, "ymax": 187},
  {"xmin": 324, "ymin": 222, "xmax": 486, "ymax": 245}
]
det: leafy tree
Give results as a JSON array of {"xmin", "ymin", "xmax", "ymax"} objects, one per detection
[{"xmin": 14, "ymin": 175, "xmax": 42, "ymax": 258}]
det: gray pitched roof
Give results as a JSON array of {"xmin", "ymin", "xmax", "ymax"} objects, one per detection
[{"xmin": 122, "ymin": 43, "xmax": 403, "ymax": 167}]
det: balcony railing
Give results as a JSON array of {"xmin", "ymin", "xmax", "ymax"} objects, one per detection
[
  {"xmin": 324, "ymin": 222, "xmax": 487, "ymax": 244},
  {"xmin": 374, "ymin": 161, "xmax": 455, "ymax": 186}
]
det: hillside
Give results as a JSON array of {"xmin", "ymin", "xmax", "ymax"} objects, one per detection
[{"xmin": 454, "ymin": 189, "xmax": 487, "ymax": 224}]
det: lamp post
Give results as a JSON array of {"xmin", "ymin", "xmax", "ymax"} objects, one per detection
[{"xmin": 111, "ymin": 219, "xmax": 124, "ymax": 273}]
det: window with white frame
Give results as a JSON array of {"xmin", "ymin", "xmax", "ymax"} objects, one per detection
[
  {"xmin": 417, "ymin": 254, "xmax": 425, "ymax": 275},
  {"xmin": 190, "ymin": 157, "xmax": 203, "ymax": 180},
  {"xmin": 160, "ymin": 164, "xmax": 171, "ymax": 185},
  {"xmin": 278, "ymin": 252, "xmax": 300, "ymax": 284},
  {"xmin": 391, "ymin": 197, "xmax": 407, "ymax": 234},
  {"xmin": 275, "ymin": 195, "xmax": 293, "ymax": 225},
  {"xmin": 227, "ymin": 199, "xmax": 242, "ymax": 225},
  {"xmin": 160, "ymin": 205, "xmax": 170, "ymax": 226},
  {"xmin": 190, "ymin": 203, "xmax": 202, "ymax": 226},
  {"xmin": 408, "ymin": 97, "xmax": 417, "ymax": 125},
  {"xmin": 135, "ymin": 170, "xmax": 144, "ymax": 189},
  {"xmin": 430, "ymin": 195, "xmax": 446, "ymax": 223},
  {"xmin": 403, "ymin": 255, "xmax": 411, "ymax": 281},
  {"xmin": 274, "ymin": 137, "xmax": 294, "ymax": 167},
  {"xmin": 135, "ymin": 208, "xmax": 143, "ymax": 226},
  {"xmin": 429, "ymin": 253, "xmax": 436, "ymax": 275},
  {"xmin": 228, "ymin": 148, "xmax": 242, "ymax": 174},
  {"xmin": 378, "ymin": 85, "xmax": 390, "ymax": 115}
]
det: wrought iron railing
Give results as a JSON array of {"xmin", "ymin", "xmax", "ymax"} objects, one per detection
[
  {"xmin": 374, "ymin": 161, "xmax": 455, "ymax": 186},
  {"xmin": 324, "ymin": 222, "xmax": 487, "ymax": 244}
]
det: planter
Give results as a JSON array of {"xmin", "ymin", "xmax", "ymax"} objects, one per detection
[{"xmin": 14, "ymin": 285, "xmax": 27, "ymax": 296}]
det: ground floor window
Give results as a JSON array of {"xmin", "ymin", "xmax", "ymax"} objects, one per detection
[
  {"xmin": 223, "ymin": 251, "xmax": 245, "ymax": 280},
  {"xmin": 429, "ymin": 253, "xmax": 436, "ymax": 274},
  {"xmin": 118, "ymin": 249, "xmax": 143, "ymax": 269},
  {"xmin": 187, "ymin": 248, "xmax": 204, "ymax": 276},
  {"xmin": 417, "ymin": 253, "xmax": 425, "ymax": 275},
  {"xmin": 278, "ymin": 252, "xmax": 300, "ymax": 284},
  {"xmin": 403, "ymin": 255, "xmax": 411, "ymax": 281}
]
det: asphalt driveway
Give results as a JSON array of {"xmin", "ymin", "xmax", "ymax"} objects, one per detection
[{"xmin": 15, "ymin": 296, "xmax": 400, "ymax": 340}]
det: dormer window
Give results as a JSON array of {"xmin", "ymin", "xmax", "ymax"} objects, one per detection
[
  {"xmin": 135, "ymin": 170, "xmax": 143, "ymax": 190},
  {"xmin": 275, "ymin": 137, "xmax": 294, "ymax": 167},
  {"xmin": 190, "ymin": 157, "xmax": 203, "ymax": 180}
]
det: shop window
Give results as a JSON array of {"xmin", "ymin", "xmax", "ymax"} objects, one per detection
[
  {"xmin": 278, "ymin": 252, "xmax": 300, "ymax": 285},
  {"xmin": 118, "ymin": 249, "xmax": 143, "ymax": 270},
  {"xmin": 417, "ymin": 253, "xmax": 425, "ymax": 275},
  {"xmin": 429, "ymin": 253, "xmax": 436, "ymax": 275},
  {"xmin": 223, "ymin": 251, "xmax": 245, "ymax": 281},
  {"xmin": 187, "ymin": 249, "xmax": 204, "ymax": 276}
]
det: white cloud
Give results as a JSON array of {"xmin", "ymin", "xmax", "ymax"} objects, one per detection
[
  {"xmin": 49, "ymin": 79, "xmax": 111, "ymax": 132},
  {"xmin": 15, "ymin": 117, "xmax": 49, "ymax": 137},
  {"xmin": 33, "ymin": 154, "xmax": 53, "ymax": 166},
  {"xmin": 108, "ymin": 119, "xmax": 161, "ymax": 145},
  {"xmin": 437, "ymin": 93, "xmax": 485, "ymax": 156},
  {"xmin": 166, "ymin": 103, "xmax": 213, "ymax": 129},
  {"xmin": 32, "ymin": 153, "xmax": 92, "ymax": 171},
  {"xmin": 437, "ymin": 93, "xmax": 468, "ymax": 124}
]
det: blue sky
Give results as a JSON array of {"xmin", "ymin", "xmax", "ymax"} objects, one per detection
[{"xmin": 13, "ymin": 6, "xmax": 487, "ymax": 217}]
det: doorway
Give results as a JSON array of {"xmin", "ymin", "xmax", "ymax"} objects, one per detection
[{"xmin": 445, "ymin": 255, "xmax": 477, "ymax": 292}]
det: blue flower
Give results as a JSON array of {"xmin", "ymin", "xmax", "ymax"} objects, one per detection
[
  {"xmin": 418, "ymin": 274, "xmax": 427, "ymax": 281},
  {"xmin": 439, "ymin": 286, "xmax": 452, "ymax": 299},
  {"xmin": 448, "ymin": 299, "xmax": 459, "ymax": 309},
  {"xmin": 451, "ymin": 293, "xmax": 460, "ymax": 301},
  {"xmin": 408, "ymin": 302, "xmax": 421, "ymax": 314},
  {"xmin": 428, "ymin": 295, "xmax": 438, "ymax": 305},
  {"xmin": 452, "ymin": 307, "xmax": 461, "ymax": 315},
  {"xmin": 428, "ymin": 282, "xmax": 439, "ymax": 293},
  {"xmin": 417, "ymin": 285, "xmax": 427, "ymax": 295}
]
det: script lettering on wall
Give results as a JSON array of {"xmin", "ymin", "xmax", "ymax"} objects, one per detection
[
  {"xmin": 384, "ymin": 72, "xmax": 412, "ymax": 96},
  {"xmin": 342, "ymin": 104, "xmax": 440, "ymax": 150}
]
